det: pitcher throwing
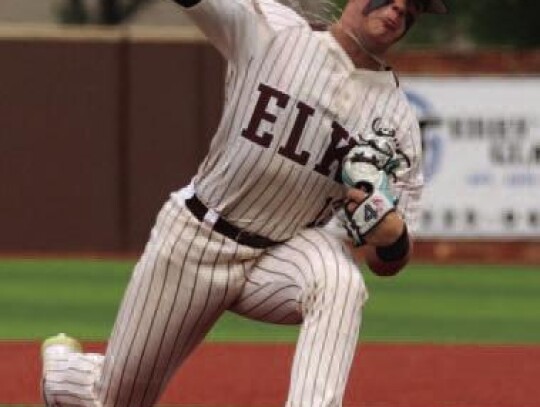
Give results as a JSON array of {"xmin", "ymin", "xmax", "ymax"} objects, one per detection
[{"xmin": 42, "ymin": 0, "xmax": 447, "ymax": 406}]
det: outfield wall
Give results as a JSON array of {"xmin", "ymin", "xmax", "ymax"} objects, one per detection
[
  {"xmin": 1, "ymin": 26, "xmax": 539, "ymax": 254},
  {"xmin": 0, "ymin": 27, "xmax": 222, "ymax": 252}
]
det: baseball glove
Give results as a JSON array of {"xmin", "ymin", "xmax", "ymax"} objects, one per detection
[{"xmin": 339, "ymin": 134, "xmax": 400, "ymax": 246}]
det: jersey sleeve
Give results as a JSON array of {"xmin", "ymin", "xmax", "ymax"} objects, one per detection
[
  {"xmin": 176, "ymin": 0, "xmax": 308, "ymax": 64},
  {"xmin": 393, "ymin": 120, "xmax": 424, "ymax": 235}
]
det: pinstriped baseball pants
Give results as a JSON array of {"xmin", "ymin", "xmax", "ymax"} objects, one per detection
[{"xmin": 43, "ymin": 197, "xmax": 368, "ymax": 407}]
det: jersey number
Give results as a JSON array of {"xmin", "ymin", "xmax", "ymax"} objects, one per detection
[{"xmin": 364, "ymin": 204, "xmax": 378, "ymax": 222}]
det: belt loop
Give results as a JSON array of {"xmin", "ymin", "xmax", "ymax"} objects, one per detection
[
  {"xmin": 178, "ymin": 181, "xmax": 196, "ymax": 201},
  {"xmin": 203, "ymin": 208, "xmax": 219, "ymax": 226}
]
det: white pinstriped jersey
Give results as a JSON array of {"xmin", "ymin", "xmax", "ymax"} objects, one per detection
[{"xmin": 174, "ymin": 0, "xmax": 424, "ymax": 241}]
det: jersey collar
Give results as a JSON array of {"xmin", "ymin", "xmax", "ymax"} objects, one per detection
[{"xmin": 318, "ymin": 31, "xmax": 399, "ymax": 88}]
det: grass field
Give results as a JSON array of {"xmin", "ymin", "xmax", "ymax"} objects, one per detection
[{"xmin": 1, "ymin": 259, "xmax": 539, "ymax": 344}]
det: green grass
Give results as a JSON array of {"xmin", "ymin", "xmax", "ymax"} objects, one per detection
[{"xmin": 0, "ymin": 259, "xmax": 539, "ymax": 344}]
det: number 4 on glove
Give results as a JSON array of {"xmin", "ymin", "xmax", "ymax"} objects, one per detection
[
  {"xmin": 340, "ymin": 145, "xmax": 399, "ymax": 246},
  {"xmin": 341, "ymin": 186, "xmax": 397, "ymax": 246},
  {"xmin": 364, "ymin": 203, "xmax": 378, "ymax": 222}
]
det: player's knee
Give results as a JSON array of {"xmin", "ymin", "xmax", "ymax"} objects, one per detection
[
  {"xmin": 337, "ymin": 265, "xmax": 369, "ymax": 309},
  {"xmin": 347, "ymin": 268, "xmax": 369, "ymax": 307},
  {"xmin": 303, "ymin": 264, "xmax": 368, "ymax": 315}
]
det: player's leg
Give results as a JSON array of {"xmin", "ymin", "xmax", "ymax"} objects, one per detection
[
  {"xmin": 230, "ymin": 228, "xmax": 368, "ymax": 407},
  {"xmin": 43, "ymin": 199, "xmax": 256, "ymax": 407}
]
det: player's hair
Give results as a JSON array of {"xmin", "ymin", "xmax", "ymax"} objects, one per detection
[{"xmin": 278, "ymin": 0, "xmax": 340, "ymax": 28}]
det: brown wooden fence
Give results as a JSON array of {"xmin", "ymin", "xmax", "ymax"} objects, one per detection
[{"xmin": 1, "ymin": 26, "xmax": 538, "ymax": 253}]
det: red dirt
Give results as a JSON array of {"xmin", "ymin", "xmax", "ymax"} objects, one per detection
[{"xmin": 3, "ymin": 342, "xmax": 540, "ymax": 406}]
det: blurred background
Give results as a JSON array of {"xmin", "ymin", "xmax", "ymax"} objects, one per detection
[
  {"xmin": 1, "ymin": 0, "xmax": 539, "ymax": 254},
  {"xmin": 3, "ymin": 0, "xmax": 540, "ymax": 47},
  {"xmin": 0, "ymin": 1, "xmax": 539, "ymax": 406}
]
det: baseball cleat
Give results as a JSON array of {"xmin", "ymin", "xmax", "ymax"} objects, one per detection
[{"xmin": 41, "ymin": 333, "xmax": 82, "ymax": 368}]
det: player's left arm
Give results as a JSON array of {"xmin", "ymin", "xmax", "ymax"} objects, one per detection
[{"xmin": 341, "ymin": 121, "xmax": 423, "ymax": 277}]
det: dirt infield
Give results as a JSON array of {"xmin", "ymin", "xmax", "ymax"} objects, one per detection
[{"xmin": 3, "ymin": 342, "xmax": 540, "ymax": 407}]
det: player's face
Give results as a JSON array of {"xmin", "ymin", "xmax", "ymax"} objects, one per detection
[{"xmin": 347, "ymin": 0, "xmax": 423, "ymax": 52}]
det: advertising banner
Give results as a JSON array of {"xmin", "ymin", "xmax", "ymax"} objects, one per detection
[{"xmin": 403, "ymin": 77, "xmax": 540, "ymax": 238}]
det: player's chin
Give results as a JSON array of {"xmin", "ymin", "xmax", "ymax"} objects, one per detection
[{"xmin": 371, "ymin": 29, "xmax": 404, "ymax": 50}]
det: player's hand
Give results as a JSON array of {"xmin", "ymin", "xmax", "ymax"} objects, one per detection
[
  {"xmin": 343, "ymin": 188, "xmax": 409, "ymax": 276},
  {"xmin": 347, "ymin": 222, "xmax": 411, "ymax": 278},
  {"xmin": 339, "ymin": 181, "xmax": 398, "ymax": 246},
  {"xmin": 341, "ymin": 149, "xmax": 397, "ymax": 246}
]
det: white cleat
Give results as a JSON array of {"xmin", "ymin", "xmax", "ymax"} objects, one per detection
[
  {"xmin": 41, "ymin": 333, "xmax": 82, "ymax": 407},
  {"xmin": 42, "ymin": 333, "xmax": 82, "ymax": 370}
]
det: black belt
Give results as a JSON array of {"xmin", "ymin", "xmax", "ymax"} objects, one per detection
[{"xmin": 185, "ymin": 194, "xmax": 283, "ymax": 249}]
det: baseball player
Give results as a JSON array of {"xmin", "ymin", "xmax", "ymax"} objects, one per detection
[{"xmin": 41, "ymin": 0, "xmax": 447, "ymax": 406}]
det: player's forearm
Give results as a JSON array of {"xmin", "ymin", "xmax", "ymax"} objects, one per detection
[
  {"xmin": 364, "ymin": 228, "xmax": 412, "ymax": 276},
  {"xmin": 362, "ymin": 210, "xmax": 403, "ymax": 246},
  {"xmin": 346, "ymin": 223, "xmax": 412, "ymax": 277},
  {"xmin": 366, "ymin": 211, "xmax": 411, "ymax": 276}
]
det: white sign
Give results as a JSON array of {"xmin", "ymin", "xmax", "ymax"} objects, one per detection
[{"xmin": 403, "ymin": 76, "xmax": 540, "ymax": 238}]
